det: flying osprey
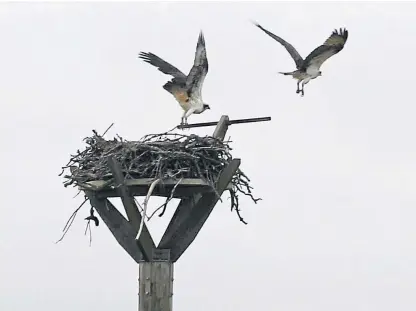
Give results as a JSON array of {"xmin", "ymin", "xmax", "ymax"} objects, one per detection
[
  {"xmin": 138, "ymin": 31, "xmax": 210, "ymax": 125},
  {"xmin": 253, "ymin": 22, "xmax": 348, "ymax": 96}
]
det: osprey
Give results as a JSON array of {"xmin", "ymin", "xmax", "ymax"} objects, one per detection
[
  {"xmin": 253, "ymin": 22, "xmax": 348, "ymax": 96},
  {"xmin": 138, "ymin": 31, "xmax": 210, "ymax": 125}
]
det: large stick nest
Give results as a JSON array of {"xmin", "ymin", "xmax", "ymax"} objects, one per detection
[{"xmin": 61, "ymin": 129, "xmax": 261, "ymax": 225}]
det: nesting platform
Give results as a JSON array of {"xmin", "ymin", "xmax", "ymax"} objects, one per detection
[
  {"xmin": 61, "ymin": 116, "xmax": 263, "ymax": 263},
  {"xmin": 77, "ymin": 177, "xmax": 232, "ymax": 199}
]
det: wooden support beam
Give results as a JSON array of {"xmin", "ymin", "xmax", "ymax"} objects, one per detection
[
  {"xmin": 107, "ymin": 157, "xmax": 142, "ymax": 229},
  {"xmin": 95, "ymin": 186, "xmax": 207, "ymax": 199},
  {"xmin": 158, "ymin": 194, "xmax": 202, "ymax": 247},
  {"xmin": 212, "ymin": 115, "xmax": 229, "ymax": 141},
  {"xmin": 85, "ymin": 192, "xmax": 143, "ymax": 263},
  {"xmin": 78, "ymin": 178, "xmax": 232, "ymax": 199},
  {"xmin": 160, "ymin": 158, "xmax": 241, "ymax": 261},
  {"xmin": 158, "ymin": 115, "xmax": 231, "ymax": 250},
  {"xmin": 107, "ymin": 157, "xmax": 155, "ymax": 261},
  {"xmin": 85, "ymin": 178, "xmax": 218, "ymax": 189}
]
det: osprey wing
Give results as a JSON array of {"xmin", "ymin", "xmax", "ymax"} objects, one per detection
[
  {"xmin": 302, "ymin": 28, "xmax": 348, "ymax": 70},
  {"xmin": 186, "ymin": 31, "xmax": 209, "ymax": 98},
  {"xmin": 138, "ymin": 52, "xmax": 187, "ymax": 80},
  {"xmin": 253, "ymin": 22, "xmax": 304, "ymax": 69}
]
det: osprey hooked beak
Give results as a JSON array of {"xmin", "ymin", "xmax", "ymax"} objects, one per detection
[
  {"xmin": 319, "ymin": 71, "xmax": 322, "ymax": 76},
  {"xmin": 203, "ymin": 104, "xmax": 210, "ymax": 110}
]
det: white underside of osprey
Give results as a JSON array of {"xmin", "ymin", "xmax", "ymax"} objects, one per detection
[
  {"xmin": 180, "ymin": 97, "xmax": 204, "ymax": 125},
  {"xmin": 290, "ymin": 64, "xmax": 322, "ymax": 96},
  {"xmin": 306, "ymin": 64, "xmax": 321, "ymax": 79}
]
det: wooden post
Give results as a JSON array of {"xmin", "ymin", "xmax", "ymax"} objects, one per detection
[{"xmin": 139, "ymin": 249, "xmax": 173, "ymax": 311}]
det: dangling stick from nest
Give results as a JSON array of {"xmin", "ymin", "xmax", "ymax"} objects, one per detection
[
  {"xmin": 136, "ymin": 178, "xmax": 161, "ymax": 240},
  {"xmin": 148, "ymin": 177, "xmax": 183, "ymax": 220}
]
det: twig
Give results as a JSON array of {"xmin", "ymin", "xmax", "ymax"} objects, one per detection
[
  {"xmin": 148, "ymin": 177, "xmax": 183, "ymax": 220},
  {"xmin": 229, "ymin": 190, "xmax": 247, "ymax": 225},
  {"xmin": 84, "ymin": 221, "xmax": 92, "ymax": 246},
  {"xmin": 55, "ymin": 198, "xmax": 88, "ymax": 243},
  {"xmin": 134, "ymin": 197, "xmax": 145, "ymax": 214},
  {"xmin": 73, "ymin": 189, "xmax": 82, "ymax": 198},
  {"xmin": 101, "ymin": 123, "xmax": 114, "ymax": 137},
  {"xmin": 136, "ymin": 178, "xmax": 161, "ymax": 240}
]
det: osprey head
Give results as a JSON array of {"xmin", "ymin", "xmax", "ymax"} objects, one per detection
[{"xmin": 203, "ymin": 103, "xmax": 210, "ymax": 111}]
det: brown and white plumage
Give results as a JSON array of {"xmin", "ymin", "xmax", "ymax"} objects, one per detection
[
  {"xmin": 138, "ymin": 31, "xmax": 210, "ymax": 125},
  {"xmin": 253, "ymin": 22, "xmax": 349, "ymax": 96}
]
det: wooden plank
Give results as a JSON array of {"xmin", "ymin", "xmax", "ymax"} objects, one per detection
[
  {"xmin": 85, "ymin": 193, "xmax": 143, "ymax": 263},
  {"xmin": 158, "ymin": 194, "xmax": 202, "ymax": 247},
  {"xmin": 160, "ymin": 158, "xmax": 241, "ymax": 261},
  {"xmin": 107, "ymin": 157, "xmax": 155, "ymax": 261},
  {"xmin": 212, "ymin": 115, "xmax": 229, "ymax": 141},
  {"xmin": 139, "ymin": 262, "xmax": 174, "ymax": 311},
  {"xmin": 80, "ymin": 180, "xmax": 233, "ymax": 199},
  {"xmin": 85, "ymin": 178, "xmax": 213, "ymax": 189},
  {"xmin": 95, "ymin": 186, "xmax": 209, "ymax": 199},
  {"xmin": 107, "ymin": 157, "xmax": 142, "ymax": 228},
  {"xmin": 158, "ymin": 115, "xmax": 231, "ymax": 249}
]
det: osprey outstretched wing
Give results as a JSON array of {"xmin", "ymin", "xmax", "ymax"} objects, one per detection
[
  {"xmin": 254, "ymin": 22, "xmax": 304, "ymax": 69},
  {"xmin": 138, "ymin": 31, "xmax": 210, "ymax": 125},
  {"xmin": 186, "ymin": 32, "xmax": 209, "ymax": 100},
  {"xmin": 302, "ymin": 28, "xmax": 348, "ymax": 71},
  {"xmin": 253, "ymin": 21, "xmax": 349, "ymax": 96},
  {"xmin": 138, "ymin": 52, "xmax": 187, "ymax": 81}
]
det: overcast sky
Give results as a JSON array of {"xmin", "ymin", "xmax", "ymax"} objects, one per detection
[{"xmin": 1, "ymin": 1, "xmax": 416, "ymax": 310}]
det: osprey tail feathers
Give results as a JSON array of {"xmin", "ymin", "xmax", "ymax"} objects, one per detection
[{"xmin": 279, "ymin": 70, "xmax": 305, "ymax": 80}]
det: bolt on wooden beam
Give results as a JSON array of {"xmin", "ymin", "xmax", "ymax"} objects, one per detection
[{"xmin": 177, "ymin": 116, "xmax": 271, "ymax": 129}]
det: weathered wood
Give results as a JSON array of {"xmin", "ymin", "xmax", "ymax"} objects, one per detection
[
  {"xmin": 139, "ymin": 260, "xmax": 173, "ymax": 311},
  {"xmin": 158, "ymin": 194, "xmax": 202, "ymax": 247},
  {"xmin": 107, "ymin": 157, "xmax": 155, "ymax": 261},
  {"xmin": 158, "ymin": 115, "xmax": 231, "ymax": 249},
  {"xmin": 107, "ymin": 157, "xmax": 142, "ymax": 228},
  {"xmin": 177, "ymin": 116, "xmax": 272, "ymax": 129},
  {"xmin": 85, "ymin": 178, "xmax": 217, "ymax": 189},
  {"xmin": 86, "ymin": 192, "xmax": 143, "ymax": 263},
  {"xmin": 95, "ymin": 186, "xmax": 209, "ymax": 199},
  {"xmin": 77, "ymin": 178, "xmax": 233, "ymax": 199},
  {"xmin": 160, "ymin": 158, "xmax": 241, "ymax": 261},
  {"xmin": 212, "ymin": 115, "xmax": 230, "ymax": 141}
]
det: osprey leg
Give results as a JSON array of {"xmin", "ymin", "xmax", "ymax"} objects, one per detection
[
  {"xmin": 184, "ymin": 108, "xmax": 196, "ymax": 124},
  {"xmin": 180, "ymin": 108, "xmax": 196, "ymax": 128},
  {"xmin": 181, "ymin": 111, "xmax": 187, "ymax": 125},
  {"xmin": 296, "ymin": 80, "xmax": 301, "ymax": 94},
  {"xmin": 300, "ymin": 77, "xmax": 311, "ymax": 97}
]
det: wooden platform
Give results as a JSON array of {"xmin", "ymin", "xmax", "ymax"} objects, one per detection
[{"xmin": 77, "ymin": 177, "xmax": 232, "ymax": 198}]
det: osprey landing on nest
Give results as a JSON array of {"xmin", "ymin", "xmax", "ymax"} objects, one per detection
[
  {"xmin": 253, "ymin": 22, "xmax": 349, "ymax": 96},
  {"xmin": 138, "ymin": 31, "xmax": 210, "ymax": 126}
]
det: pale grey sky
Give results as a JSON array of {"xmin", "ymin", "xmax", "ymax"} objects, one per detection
[{"xmin": 1, "ymin": 1, "xmax": 416, "ymax": 310}]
